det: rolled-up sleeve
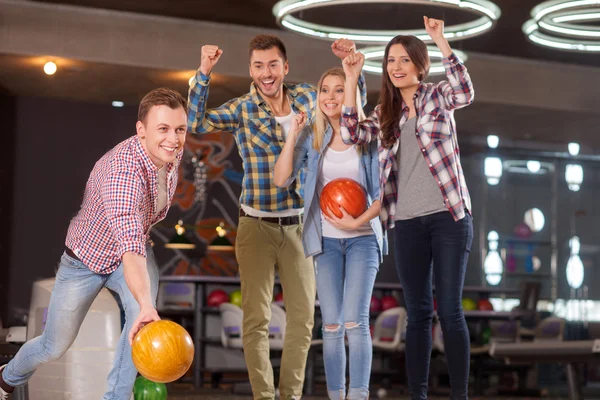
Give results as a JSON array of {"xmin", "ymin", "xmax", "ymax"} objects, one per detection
[{"xmin": 436, "ymin": 52, "xmax": 475, "ymax": 110}]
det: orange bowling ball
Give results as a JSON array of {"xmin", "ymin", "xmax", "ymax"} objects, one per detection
[
  {"xmin": 132, "ymin": 320, "xmax": 195, "ymax": 383},
  {"xmin": 320, "ymin": 178, "xmax": 367, "ymax": 219}
]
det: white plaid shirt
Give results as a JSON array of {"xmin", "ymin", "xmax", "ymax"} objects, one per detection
[{"xmin": 65, "ymin": 136, "xmax": 182, "ymax": 274}]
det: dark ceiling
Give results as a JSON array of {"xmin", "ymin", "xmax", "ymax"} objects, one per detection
[
  {"xmin": 0, "ymin": 54, "xmax": 250, "ymax": 106},
  {"xmin": 34, "ymin": 0, "xmax": 600, "ymax": 68},
  {"xmin": 2, "ymin": 1, "xmax": 599, "ymax": 150}
]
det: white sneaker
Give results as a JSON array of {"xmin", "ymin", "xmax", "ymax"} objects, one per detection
[{"xmin": 0, "ymin": 365, "xmax": 11, "ymax": 399}]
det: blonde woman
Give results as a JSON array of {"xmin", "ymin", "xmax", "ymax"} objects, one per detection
[{"xmin": 274, "ymin": 67, "xmax": 386, "ymax": 400}]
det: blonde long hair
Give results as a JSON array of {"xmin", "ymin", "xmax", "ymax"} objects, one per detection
[{"xmin": 312, "ymin": 68, "xmax": 366, "ymax": 151}]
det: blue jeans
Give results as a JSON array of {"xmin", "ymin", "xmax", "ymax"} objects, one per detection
[
  {"xmin": 2, "ymin": 248, "xmax": 159, "ymax": 400},
  {"xmin": 394, "ymin": 212, "xmax": 473, "ymax": 400},
  {"xmin": 314, "ymin": 235, "xmax": 380, "ymax": 400}
]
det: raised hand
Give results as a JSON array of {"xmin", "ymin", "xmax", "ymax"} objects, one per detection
[
  {"xmin": 289, "ymin": 112, "xmax": 307, "ymax": 138},
  {"xmin": 200, "ymin": 45, "xmax": 223, "ymax": 76},
  {"xmin": 331, "ymin": 38, "xmax": 356, "ymax": 60},
  {"xmin": 424, "ymin": 16, "xmax": 445, "ymax": 41},
  {"xmin": 342, "ymin": 52, "xmax": 365, "ymax": 82}
]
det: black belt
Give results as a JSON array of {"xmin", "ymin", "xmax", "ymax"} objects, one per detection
[
  {"xmin": 65, "ymin": 247, "xmax": 81, "ymax": 261},
  {"xmin": 239, "ymin": 209, "xmax": 302, "ymax": 226}
]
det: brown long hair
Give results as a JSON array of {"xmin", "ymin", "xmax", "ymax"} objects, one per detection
[
  {"xmin": 312, "ymin": 68, "xmax": 366, "ymax": 151},
  {"xmin": 379, "ymin": 35, "xmax": 430, "ymax": 149}
]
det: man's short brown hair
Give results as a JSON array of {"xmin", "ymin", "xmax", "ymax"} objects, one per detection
[
  {"xmin": 249, "ymin": 34, "xmax": 287, "ymax": 61},
  {"xmin": 138, "ymin": 88, "xmax": 187, "ymax": 123}
]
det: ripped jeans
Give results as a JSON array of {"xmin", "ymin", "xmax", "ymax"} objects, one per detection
[{"xmin": 314, "ymin": 235, "xmax": 380, "ymax": 400}]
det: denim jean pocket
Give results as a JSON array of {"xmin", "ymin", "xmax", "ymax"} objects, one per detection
[{"xmin": 61, "ymin": 252, "xmax": 85, "ymax": 269}]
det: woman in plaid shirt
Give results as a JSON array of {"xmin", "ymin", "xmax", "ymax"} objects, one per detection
[{"xmin": 341, "ymin": 17, "xmax": 475, "ymax": 400}]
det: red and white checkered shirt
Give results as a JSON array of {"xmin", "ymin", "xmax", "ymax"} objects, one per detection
[
  {"xmin": 341, "ymin": 52, "xmax": 474, "ymax": 230},
  {"xmin": 65, "ymin": 135, "xmax": 182, "ymax": 274}
]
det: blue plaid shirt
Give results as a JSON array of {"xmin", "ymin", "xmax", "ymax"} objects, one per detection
[{"xmin": 188, "ymin": 70, "xmax": 366, "ymax": 212}]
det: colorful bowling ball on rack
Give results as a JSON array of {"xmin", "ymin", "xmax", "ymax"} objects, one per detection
[
  {"xmin": 230, "ymin": 290, "xmax": 243, "ymax": 307},
  {"xmin": 207, "ymin": 289, "xmax": 229, "ymax": 307},
  {"xmin": 370, "ymin": 295, "xmax": 382, "ymax": 313},
  {"xmin": 462, "ymin": 298, "xmax": 477, "ymax": 311},
  {"xmin": 477, "ymin": 298, "xmax": 494, "ymax": 311},
  {"xmin": 320, "ymin": 178, "xmax": 367, "ymax": 218},
  {"xmin": 132, "ymin": 320, "xmax": 195, "ymax": 383},
  {"xmin": 274, "ymin": 291, "xmax": 284, "ymax": 302},
  {"xmin": 381, "ymin": 295, "xmax": 399, "ymax": 311},
  {"xmin": 482, "ymin": 327, "xmax": 492, "ymax": 345}
]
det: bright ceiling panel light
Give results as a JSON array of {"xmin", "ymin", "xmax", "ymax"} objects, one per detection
[
  {"xmin": 487, "ymin": 134, "xmax": 499, "ymax": 148},
  {"xmin": 527, "ymin": 160, "xmax": 542, "ymax": 173},
  {"xmin": 568, "ymin": 142, "xmax": 580, "ymax": 156},
  {"xmin": 523, "ymin": 0, "xmax": 600, "ymax": 52},
  {"xmin": 484, "ymin": 156, "xmax": 503, "ymax": 185},
  {"xmin": 566, "ymin": 164, "xmax": 584, "ymax": 191},
  {"xmin": 43, "ymin": 61, "xmax": 57, "ymax": 75}
]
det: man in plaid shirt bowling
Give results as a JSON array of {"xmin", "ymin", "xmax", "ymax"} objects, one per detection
[
  {"xmin": 0, "ymin": 88, "xmax": 187, "ymax": 400},
  {"xmin": 188, "ymin": 35, "xmax": 361, "ymax": 399}
]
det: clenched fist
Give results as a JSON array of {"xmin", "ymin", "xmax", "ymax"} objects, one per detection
[
  {"xmin": 424, "ymin": 16, "xmax": 445, "ymax": 41},
  {"xmin": 342, "ymin": 52, "xmax": 365, "ymax": 82},
  {"xmin": 200, "ymin": 45, "xmax": 223, "ymax": 76},
  {"xmin": 331, "ymin": 38, "xmax": 356, "ymax": 60},
  {"xmin": 289, "ymin": 112, "xmax": 307, "ymax": 138}
]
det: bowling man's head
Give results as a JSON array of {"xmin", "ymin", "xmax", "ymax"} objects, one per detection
[
  {"xmin": 136, "ymin": 88, "xmax": 188, "ymax": 168},
  {"xmin": 248, "ymin": 34, "xmax": 289, "ymax": 100}
]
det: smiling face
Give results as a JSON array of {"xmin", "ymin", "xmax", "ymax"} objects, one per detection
[
  {"xmin": 386, "ymin": 43, "xmax": 421, "ymax": 90},
  {"xmin": 136, "ymin": 104, "xmax": 187, "ymax": 168},
  {"xmin": 249, "ymin": 47, "xmax": 289, "ymax": 99},
  {"xmin": 318, "ymin": 73, "xmax": 345, "ymax": 121}
]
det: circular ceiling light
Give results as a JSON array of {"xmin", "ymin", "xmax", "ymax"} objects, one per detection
[
  {"xmin": 273, "ymin": 0, "xmax": 501, "ymax": 44},
  {"xmin": 361, "ymin": 45, "xmax": 469, "ymax": 75},
  {"xmin": 523, "ymin": 0, "xmax": 600, "ymax": 52}
]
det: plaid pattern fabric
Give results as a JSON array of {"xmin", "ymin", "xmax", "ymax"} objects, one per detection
[
  {"xmin": 65, "ymin": 136, "xmax": 182, "ymax": 274},
  {"xmin": 341, "ymin": 52, "xmax": 474, "ymax": 230},
  {"xmin": 188, "ymin": 70, "xmax": 366, "ymax": 212}
]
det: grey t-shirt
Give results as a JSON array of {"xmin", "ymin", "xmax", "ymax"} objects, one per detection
[
  {"xmin": 395, "ymin": 117, "xmax": 448, "ymax": 220},
  {"xmin": 156, "ymin": 166, "xmax": 168, "ymax": 216}
]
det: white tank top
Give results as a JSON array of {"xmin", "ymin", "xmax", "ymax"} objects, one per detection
[{"xmin": 318, "ymin": 145, "xmax": 373, "ymax": 238}]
